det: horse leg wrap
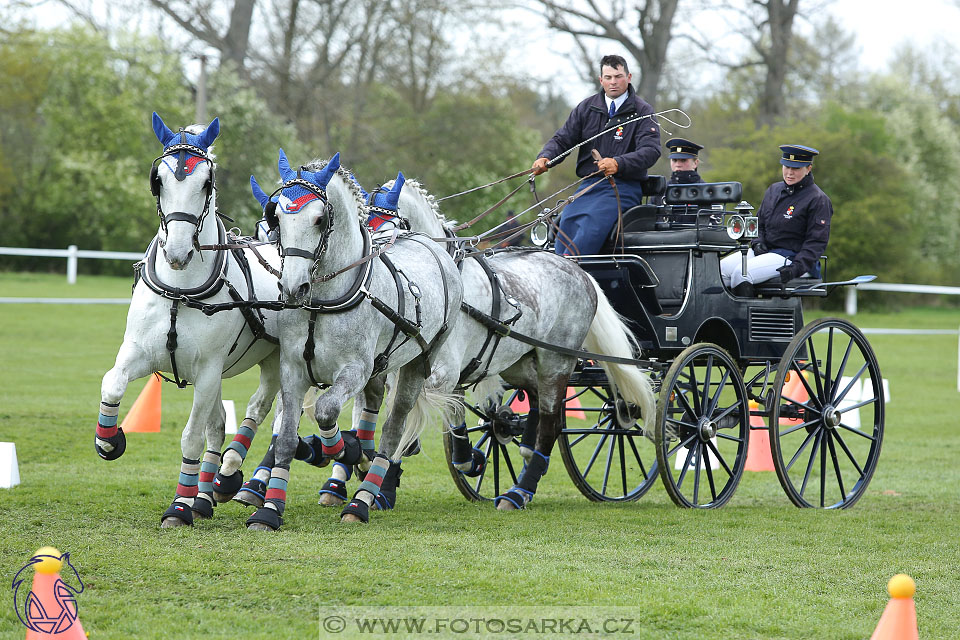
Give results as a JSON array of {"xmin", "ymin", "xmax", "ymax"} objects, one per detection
[
  {"xmin": 372, "ymin": 461, "xmax": 403, "ymax": 510},
  {"xmin": 233, "ymin": 466, "xmax": 269, "ymax": 508},
  {"xmin": 450, "ymin": 423, "xmax": 475, "ymax": 471},
  {"xmin": 340, "ymin": 497, "xmax": 370, "ymax": 524},
  {"xmin": 176, "ymin": 458, "xmax": 201, "ymax": 499},
  {"xmin": 198, "ymin": 450, "xmax": 220, "ymax": 498},
  {"xmin": 495, "ymin": 451, "xmax": 549, "ymax": 510},
  {"xmin": 296, "ymin": 435, "xmax": 330, "ymax": 467},
  {"xmin": 161, "ymin": 500, "xmax": 194, "ymax": 526},
  {"xmin": 334, "ymin": 430, "xmax": 364, "ymax": 466},
  {"xmin": 223, "ymin": 419, "xmax": 257, "ymax": 470},
  {"xmin": 358, "ymin": 409, "xmax": 378, "ymax": 453},
  {"xmin": 95, "ymin": 402, "xmax": 126, "ymax": 460},
  {"xmin": 402, "ymin": 438, "xmax": 421, "ymax": 457},
  {"xmin": 318, "ymin": 462, "xmax": 352, "ymax": 505},
  {"xmin": 519, "ymin": 408, "xmax": 540, "ymax": 462},
  {"xmin": 318, "ymin": 425, "xmax": 345, "ymax": 458},
  {"xmin": 213, "ymin": 469, "xmax": 244, "ymax": 502},
  {"xmin": 192, "ymin": 494, "xmax": 215, "ymax": 519},
  {"xmin": 247, "ymin": 467, "xmax": 287, "ymax": 530}
]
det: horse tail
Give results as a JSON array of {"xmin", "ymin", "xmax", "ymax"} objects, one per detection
[
  {"xmin": 582, "ymin": 276, "xmax": 657, "ymax": 440},
  {"xmin": 392, "ymin": 385, "xmax": 462, "ymax": 460}
]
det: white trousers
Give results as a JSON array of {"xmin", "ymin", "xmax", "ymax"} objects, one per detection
[{"xmin": 720, "ymin": 248, "xmax": 792, "ymax": 287}]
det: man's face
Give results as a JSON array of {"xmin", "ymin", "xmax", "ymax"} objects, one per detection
[
  {"xmin": 670, "ymin": 157, "xmax": 698, "ymax": 172},
  {"xmin": 599, "ymin": 65, "xmax": 631, "ymax": 99},
  {"xmin": 782, "ymin": 164, "xmax": 812, "ymax": 185}
]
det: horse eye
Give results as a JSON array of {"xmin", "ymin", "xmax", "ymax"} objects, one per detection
[{"xmin": 311, "ymin": 213, "xmax": 324, "ymax": 226}]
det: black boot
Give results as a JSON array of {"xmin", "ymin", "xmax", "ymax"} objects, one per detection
[{"xmin": 732, "ymin": 282, "xmax": 755, "ymax": 297}]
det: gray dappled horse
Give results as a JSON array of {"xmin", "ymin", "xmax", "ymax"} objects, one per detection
[
  {"xmin": 398, "ymin": 179, "xmax": 657, "ymax": 509},
  {"xmin": 244, "ymin": 150, "xmax": 463, "ymax": 529},
  {"xmin": 95, "ymin": 112, "xmax": 283, "ymax": 527},
  {"xmin": 324, "ymin": 177, "xmax": 658, "ymax": 510}
]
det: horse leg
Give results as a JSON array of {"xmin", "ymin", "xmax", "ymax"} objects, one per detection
[
  {"xmin": 215, "ymin": 352, "xmax": 282, "ymax": 502},
  {"xmin": 448, "ymin": 393, "xmax": 488, "ymax": 476},
  {"xmin": 318, "ymin": 375, "xmax": 385, "ymax": 507},
  {"xmin": 342, "ymin": 364, "xmax": 427, "ymax": 523},
  {"xmin": 247, "ymin": 363, "xmax": 366, "ymax": 530},
  {"xmin": 194, "ymin": 394, "xmax": 227, "ymax": 520},
  {"xmin": 96, "ymin": 344, "xmax": 155, "ymax": 460},
  {"xmin": 161, "ymin": 368, "xmax": 222, "ymax": 528},
  {"xmin": 496, "ymin": 362, "xmax": 571, "ymax": 511}
]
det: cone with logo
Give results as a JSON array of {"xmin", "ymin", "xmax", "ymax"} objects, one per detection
[
  {"xmin": 870, "ymin": 574, "xmax": 918, "ymax": 640},
  {"xmin": 19, "ymin": 547, "xmax": 87, "ymax": 639},
  {"xmin": 120, "ymin": 373, "xmax": 162, "ymax": 433}
]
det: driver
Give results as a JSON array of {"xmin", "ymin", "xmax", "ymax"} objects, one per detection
[
  {"xmin": 720, "ymin": 144, "xmax": 833, "ymax": 296},
  {"xmin": 531, "ymin": 54, "xmax": 661, "ymax": 256}
]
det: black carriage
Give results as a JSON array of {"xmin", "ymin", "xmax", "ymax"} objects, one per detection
[{"xmin": 444, "ymin": 178, "xmax": 884, "ymax": 509}]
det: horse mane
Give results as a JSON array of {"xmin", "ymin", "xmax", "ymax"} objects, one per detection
[
  {"xmin": 304, "ymin": 157, "xmax": 366, "ymax": 222},
  {"xmin": 386, "ymin": 177, "xmax": 457, "ymax": 231}
]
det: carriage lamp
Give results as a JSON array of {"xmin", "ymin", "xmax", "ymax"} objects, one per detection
[
  {"xmin": 744, "ymin": 216, "xmax": 759, "ymax": 238},
  {"xmin": 531, "ymin": 219, "xmax": 550, "ymax": 247},
  {"xmin": 726, "ymin": 214, "xmax": 745, "ymax": 240}
]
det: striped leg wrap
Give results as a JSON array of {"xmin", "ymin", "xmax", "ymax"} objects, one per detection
[
  {"xmin": 198, "ymin": 450, "xmax": 220, "ymax": 496},
  {"xmin": 176, "ymin": 457, "xmax": 201, "ymax": 498},
  {"xmin": 264, "ymin": 467, "xmax": 290, "ymax": 514},
  {"xmin": 318, "ymin": 425, "xmax": 344, "ymax": 457},
  {"xmin": 225, "ymin": 419, "xmax": 257, "ymax": 460},
  {"xmin": 355, "ymin": 456, "xmax": 390, "ymax": 506},
  {"xmin": 96, "ymin": 401, "xmax": 120, "ymax": 439},
  {"xmin": 358, "ymin": 409, "xmax": 378, "ymax": 452}
]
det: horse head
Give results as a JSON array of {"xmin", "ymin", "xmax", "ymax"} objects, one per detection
[
  {"xmin": 150, "ymin": 111, "xmax": 220, "ymax": 270},
  {"xmin": 394, "ymin": 176, "xmax": 450, "ymax": 237},
  {"xmin": 269, "ymin": 149, "xmax": 351, "ymax": 304}
]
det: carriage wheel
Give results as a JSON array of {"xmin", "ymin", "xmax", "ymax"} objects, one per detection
[
  {"xmin": 557, "ymin": 380, "xmax": 659, "ymax": 502},
  {"xmin": 770, "ymin": 318, "xmax": 884, "ymax": 508},
  {"xmin": 442, "ymin": 389, "xmax": 527, "ymax": 502},
  {"xmin": 655, "ymin": 343, "xmax": 749, "ymax": 508}
]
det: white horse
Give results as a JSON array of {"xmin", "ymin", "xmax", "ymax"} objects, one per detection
[
  {"xmin": 244, "ymin": 150, "xmax": 463, "ymax": 529},
  {"xmin": 389, "ymin": 179, "xmax": 657, "ymax": 510},
  {"xmin": 96, "ymin": 112, "xmax": 283, "ymax": 527}
]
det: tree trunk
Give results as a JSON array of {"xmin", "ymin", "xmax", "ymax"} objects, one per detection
[{"xmin": 758, "ymin": 0, "xmax": 799, "ymax": 123}]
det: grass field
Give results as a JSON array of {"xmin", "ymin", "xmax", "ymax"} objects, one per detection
[{"xmin": 1, "ymin": 272, "xmax": 959, "ymax": 639}]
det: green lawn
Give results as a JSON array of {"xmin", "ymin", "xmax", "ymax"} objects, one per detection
[{"xmin": 1, "ymin": 272, "xmax": 958, "ymax": 639}]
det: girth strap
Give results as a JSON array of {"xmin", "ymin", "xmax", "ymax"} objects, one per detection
[{"xmin": 458, "ymin": 253, "xmax": 513, "ymax": 385}]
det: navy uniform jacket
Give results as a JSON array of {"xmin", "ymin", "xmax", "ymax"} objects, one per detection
[
  {"xmin": 753, "ymin": 173, "xmax": 833, "ymax": 276},
  {"xmin": 537, "ymin": 84, "xmax": 661, "ymax": 181}
]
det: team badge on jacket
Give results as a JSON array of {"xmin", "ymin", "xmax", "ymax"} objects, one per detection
[
  {"xmin": 783, "ymin": 205, "xmax": 795, "ymax": 219},
  {"xmin": 614, "ymin": 126, "xmax": 624, "ymax": 140}
]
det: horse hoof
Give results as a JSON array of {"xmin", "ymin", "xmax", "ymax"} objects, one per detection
[
  {"xmin": 340, "ymin": 513, "xmax": 364, "ymax": 524},
  {"xmin": 246, "ymin": 522, "xmax": 274, "ymax": 531},
  {"xmin": 496, "ymin": 500, "xmax": 517, "ymax": 511},
  {"xmin": 518, "ymin": 445, "xmax": 534, "ymax": 463},
  {"xmin": 95, "ymin": 427, "xmax": 126, "ymax": 461},
  {"xmin": 161, "ymin": 516, "xmax": 190, "ymax": 528},
  {"xmin": 233, "ymin": 491, "xmax": 264, "ymax": 509},
  {"xmin": 319, "ymin": 493, "xmax": 344, "ymax": 507},
  {"xmin": 212, "ymin": 470, "xmax": 243, "ymax": 503}
]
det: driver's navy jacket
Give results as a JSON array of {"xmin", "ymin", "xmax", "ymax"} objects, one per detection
[
  {"xmin": 537, "ymin": 84, "xmax": 661, "ymax": 181},
  {"xmin": 753, "ymin": 172, "xmax": 833, "ymax": 277}
]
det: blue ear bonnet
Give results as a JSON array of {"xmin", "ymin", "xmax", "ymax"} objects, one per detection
[
  {"xmin": 275, "ymin": 150, "xmax": 341, "ymax": 213},
  {"xmin": 152, "ymin": 111, "xmax": 219, "ymax": 180},
  {"xmin": 249, "ymin": 175, "xmax": 278, "ymax": 211},
  {"xmin": 368, "ymin": 172, "xmax": 405, "ymax": 214}
]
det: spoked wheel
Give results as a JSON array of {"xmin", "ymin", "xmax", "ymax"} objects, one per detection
[
  {"xmin": 557, "ymin": 370, "xmax": 659, "ymax": 502},
  {"xmin": 442, "ymin": 389, "xmax": 529, "ymax": 502},
  {"xmin": 655, "ymin": 343, "xmax": 749, "ymax": 508},
  {"xmin": 770, "ymin": 317, "xmax": 884, "ymax": 508}
]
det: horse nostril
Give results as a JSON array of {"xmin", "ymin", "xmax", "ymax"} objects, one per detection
[{"xmin": 296, "ymin": 282, "xmax": 310, "ymax": 301}]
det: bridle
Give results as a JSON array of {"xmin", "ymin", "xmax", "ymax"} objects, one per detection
[
  {"xmin": 267, "ymin": 169, "xmax": 336, "ymax": 272},
  {"xmin": 150, "ymin": 130, "xmax": 216, "ymax": 243}
]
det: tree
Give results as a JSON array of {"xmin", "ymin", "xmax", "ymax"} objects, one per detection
[
  {"xmin": 530, "ymin": 0, "xmax": 681, "ymax": 106},
  {"xmin": 149, "ymin": 0, "xmax": 255, "ymax": 74}
]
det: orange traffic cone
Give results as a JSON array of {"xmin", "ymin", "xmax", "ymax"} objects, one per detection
[
  {"xmin": 120, "ymin": 373, "xmax": 162, "ymax": 433},
  {"xmin": 510, "ymin": 388, "xmax": 586, "ymax": 420},
  {"xmin": 744, "ymin": 400, "xmax": 774, "ymax": 471},
  {"xmin": 19, "ymin": 547, "xmax": 87, "ymax": 639},
  {"xmin": 871, "ymin": 574, "xmax": 918, "ymax": 640}
]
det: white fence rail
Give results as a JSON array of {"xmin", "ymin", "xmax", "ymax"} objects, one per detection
[
  {"xmin": 845, "ymin": 282, "xmax": 960, "ymax": 315},
  {"xmin": 0, "ymin": 246, "xmax": 144, "ymax": 284}
]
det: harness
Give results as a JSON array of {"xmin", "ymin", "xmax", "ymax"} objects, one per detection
[
  {"xmin": 270, "ymin": 170, "xmax": 454, "ymax": 387},
  {"xmin": 457, "ymin": 251, "xmax": 522, "ymax": 386},
  {"xmin": 137, "ymin": 216, "xmax": 279, "ymax": 388}
]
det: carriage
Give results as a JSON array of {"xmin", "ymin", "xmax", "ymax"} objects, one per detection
[{"xmin": 443, "ymin": 177, "xmax": 884, "ymax": 510}]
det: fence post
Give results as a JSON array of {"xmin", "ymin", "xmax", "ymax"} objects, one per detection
[
  {"xmin": 845, "ymin": 287, "xmax": 857, "ymax": 315},
  {"xmin": 67, "ymin": 245, "xmax": 78, "ymax": 284}
]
